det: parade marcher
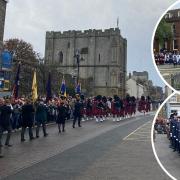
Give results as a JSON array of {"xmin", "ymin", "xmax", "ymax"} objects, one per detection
[
  {"xmin": 72, "ymin": 96, "xmax": 83, "ymax": 128},
  {"xmin": 145, "ymin": 96, "xmax": 151, "ymax": 112},
  {"xmin": 85, "ymin": 98, "xmax": 93, "ymax": 121},
  {"xmin": 112, "ymin": 95, "xmax": 123, "ymax": 122},
  {"xmin": 0, "ymin": 99, "xmax": 13, "ymax": 157},
  {"xmin": 107, "ymin": 97, "xmax": 112, "ymax": 117},
  {"xmin": 169, "ymin": 113, "xmax": 178, "ymax": 151},
  {"xmin": 12, "ymin": 100, "xmax": 21, "ymax": 130},
  {"xmin": 96, "ymin": 95, "xmax": 104, "ymax": 122},
  {"xmin": 35, "ymin": 101, "xmax": 48, "ymax": 138},
  {"xmin": 131, "ymin": 96, "xmax": 136, "ymax": 116},
  {"xmin": 138, "ymin": 96, "xmax": 146, "ymax": 115},
  {"xmin": 21, "ymin": 99, "xmax": 35, "ymax": 141},
  {"xmin": 57, "ymin": 100, "xmax": 67, "ymax": 133}
]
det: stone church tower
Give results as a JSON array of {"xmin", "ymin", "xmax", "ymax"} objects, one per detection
[
  {"xmin": 45, "ymin": 28, "xmax": 127, "ymax": 97},
  {"xmin": 0, "ymin": 0, "xmax": 7, "ymax": 52}
]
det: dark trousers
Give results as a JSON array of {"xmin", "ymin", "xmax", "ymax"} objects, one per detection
[
  {"xmin": 21, "ymin": 126, "xmax": 33, "ymax": 140},
  {"xmin": 36, "ymin": 121, "xmax": 47, "ymax": 137},
  {"xmin": 73, "ymin": 115, "xmax": 81, "ymax": 127},
  {"xmin": 58, "ymin": 123, "xmax": 65, "ymax": 132},
  {"xmin": 0, "ymin": 125, "xmax": 11, "ymax": 146}
]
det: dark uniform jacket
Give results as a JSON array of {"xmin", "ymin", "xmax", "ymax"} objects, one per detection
[
  {"xmin": 73, "ymin": 101, "xmax": 83, "ymax": 117},
  {"xmin": 21, "ymin": 104, "xmax": 35, "ymax": 127},
  {"xmin": 0, "ymin": 105, "xmax": 12, "ymax": 128},
  {"xmin": 35, "ymin": 104, "xmax": 47, "ymax": 124},
  {"xmin": 57, "ymin": 105, "xmax": 67, "ymax": 124}
]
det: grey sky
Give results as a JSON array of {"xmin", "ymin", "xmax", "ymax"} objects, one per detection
[{"xmin": 4, "ymin": 0, "xmax": 177, "ymax": 87}]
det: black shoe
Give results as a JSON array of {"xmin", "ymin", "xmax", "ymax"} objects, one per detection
[
  {"xmin": 44, "ymin": 133, "xmax": 48, "ymax": 137},
  {"xmin": 0, "ymin": 144, "xmax": 3, "ymax": 147},
  {"xmin": 78, "ymin": 125, "xmax": 82, "ymax": 127},
  {"xmin": 30, "ymin": 137, "xmax": 35, "ymax": 140},
  {"xmin": 72, "ymin": 125, "xmax": 75, "ymax": 128},
  {"xmin": 36, "ymin": 135, "xmax": 39, "ymax": 138},
  {"xmin": 62, "ymin": 129, "xmax": 65, "ymax": 132},
  {"xmin": 21, "ymin": 139, "xmax": 26, "ymax": 142},
  {"xmin": 0, "ymin": 154, "xmax": 4, "ymax": 158},
  {"xmin": 5, "ymin": 144, "xmax": 13, "ymax": 147}
]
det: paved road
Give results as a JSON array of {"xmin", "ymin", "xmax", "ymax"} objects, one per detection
[
  {"xmin": 155, "ymin": 134, "xmax": 180, "ymax": 180},
  {"xmin": 0, "ymin": 114, "xmax": 170, "ymax": 180}
]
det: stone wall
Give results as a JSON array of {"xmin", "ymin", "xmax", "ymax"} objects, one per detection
[{"xmin": 45, "ymin": 28, "xmax": 127, "ymax": 97}]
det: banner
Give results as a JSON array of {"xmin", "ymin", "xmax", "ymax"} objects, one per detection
[{"xmin": 1, "ymin": 50, "xmax": 12, "ymax": 70}]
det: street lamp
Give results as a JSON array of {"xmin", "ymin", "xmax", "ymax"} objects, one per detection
[{"xmin": 74, "ymin": 50, "xmax": 84, "ymax": 84}]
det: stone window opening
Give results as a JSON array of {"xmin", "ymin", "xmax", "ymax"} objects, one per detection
[
  {"xmin": 67, "ymin": 42, "xmax": 70, "ymax": 48},
  {"xmin": 58, "ymin": 51, "xmax": 63, "ymax": 63},
  {"xmin": 111, "ymin": 71, "xmax": 117, "ymax": 86},
  {"xmin": 99, "ymin": 54, "xmax": 101, "ymax": 63}
]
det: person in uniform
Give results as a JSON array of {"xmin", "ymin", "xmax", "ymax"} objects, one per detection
[
  {"xmin": 138, "ymin": 96, "xmax": 146, "ymax": 115},
  {"xmin": 86, "ymin": 98, "xmax": 93, "ymax": 121},
  {"xmin": 131, "ymin": 96, "xmax": 136, "ymax": 117},
  {"xmin": 57, "ymin": 100, "xmax": 67, "ymax": 133},
  {"xmin": 72, "ymin": 96, "xmax": 83, "ymax": 128},
  {"xmin": 145, "ymin": 96, "xmax": 151, "ymax": 112},
  {"xmin": 21, "ymin": 99, "xmax": 35, "ymax": 141},
  {"xmin": 96, "ymin": 95, "xmax": 104, "ymax": 122},
  {"xmin": 0, "ymin": 99, "xmax": 13, "ymax": 158},
  {"xmin": 35, "ymin": 101, "xmax": 48, "ymax": 138}
]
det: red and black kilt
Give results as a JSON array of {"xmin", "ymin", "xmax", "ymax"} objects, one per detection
[{"xmin": 86, "ymin": 108, "xmax": 92, "ymax": 116}]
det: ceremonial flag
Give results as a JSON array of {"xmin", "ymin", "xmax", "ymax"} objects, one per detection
[
  {"xmin": 75, "ymin": 82, "xmax": 81, "ymax": 94},
  {"xmin": 46, "ymin": 72, "xmax": 52, "ymax": 101},
  {"xmin": 12, "ymin": 63, "xmax": 21, "ymax": 99},
  {"xmin": 60, "ymin": 77, "xmax": 67, "ymax": 97},
  {"xmin": 32, "ymin": 70, "xmax": 38, "ymax": 102}
]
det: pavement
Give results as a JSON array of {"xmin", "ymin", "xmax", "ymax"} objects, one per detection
[
  {"xmin": 157, "ymin": 65, "xmax": 180, "ymax": 70},
  {"xmin": 0, "ymin": 113, "xmax": 170, "ymax": 180},
  {"xmin": 154, "ymin": 133, "xmax": 180, "ymax": 180}
]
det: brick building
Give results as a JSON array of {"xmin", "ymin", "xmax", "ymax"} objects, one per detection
[{"xmin": 154, "ymin": 9, "xmax": 180, "ymax": 52}]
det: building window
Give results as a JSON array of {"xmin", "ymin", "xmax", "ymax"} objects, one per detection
[
  {"xmin": 58, "ymin": 51, "xmax": 63, "ymax": 63},
  {"xmin": 81, "ymin": 47, "xmax": 88, "ymax": 54},
  {"xmin": 67, "ymin": 42, "xmax": 70, "ymax": 48},
  {"xmin": 172, "ymin": 24, "xmax": 176, "ymax": 34},
  {"xmin": 111, "ymin": 47, "xmax": 117, "ymax": 62},
  {"xmin": 99, "ymin": 54, "xmax": 101, "ymax": 62},
  {"xmin": 173, "ymin": 39, "xmax": 178, "ymax": 50},
  {"xmin": 170, "ymin": 95, "xmax": 177, "ymax": 102},
  {"xmin": 165, "ymin": 13, "xmax": 170, "ymax": 19},
  {"xmin": 111, "ymin": 72, "xmax": 117, "ymax": 86},
  {"xmin": 165, "ymin": 13, "xmax": 172, "ymax": 19},
  {"xmin": 178, "ymin": 11, "xmax": 180, "ymax": 17}
]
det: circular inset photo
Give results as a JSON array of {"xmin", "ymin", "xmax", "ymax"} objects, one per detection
[
  {"xmin": 152, "ymin": 1, "xmax": 180, "ymax": 91},
  {"xmin": 152, "ymin": 93, "xmax": 180, "ymax": 180}
]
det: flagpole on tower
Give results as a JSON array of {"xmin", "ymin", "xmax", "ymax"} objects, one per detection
[{"xmin": 117, "ymin": 16, "xmax": 119, "ymax": 28}]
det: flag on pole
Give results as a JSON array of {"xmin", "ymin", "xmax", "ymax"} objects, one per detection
[
  {"xmin": 46, "ymin": 72, "xmax": 52, "ymax": 101},
  {"xmin": 12, "ymin": 63, "xmax": 21, "ymax": 99},
  {"xmin": 60, "ymin": 77, "xmax": 67, "ymax": 97},
  {"xmin": 32, "ymin": 70, "xmax": 38, "ymax": 102},
  {"xmin": 75, "ymin": 82, "xmax": 81, "ymax": 94}
]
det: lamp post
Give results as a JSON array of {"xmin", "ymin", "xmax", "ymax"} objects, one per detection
[{"xmin": 74, "ymin": 50, "xmax": 84, "ymax": 85}]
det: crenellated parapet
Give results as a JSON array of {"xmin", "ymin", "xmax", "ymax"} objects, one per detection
[{"xmin": 46, "ymin": 28, "xmax": 121, "ymax": 39}]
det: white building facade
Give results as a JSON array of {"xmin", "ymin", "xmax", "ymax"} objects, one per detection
[
  {"xmin": 167, "ymin": 94, "xmax": 180, "ymax": 117},
  {"xmin": 126, "ymin": 78, "xmax": 144, "ymax": 98}
]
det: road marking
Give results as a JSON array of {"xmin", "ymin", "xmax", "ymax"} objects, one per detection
[
  {"xmin": 123, "ymin": 121, "xmax": 151, "ymax": 141},
  {"xmin": 123, "ymin": 120, "xmax": 152, "ymax": 142}
]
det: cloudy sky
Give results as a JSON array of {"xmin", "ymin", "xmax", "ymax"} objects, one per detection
[{"xmin": 4, "ymin": 0, "xmax": 178, "ymax": 87}]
